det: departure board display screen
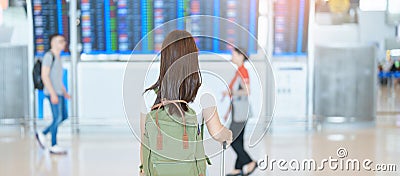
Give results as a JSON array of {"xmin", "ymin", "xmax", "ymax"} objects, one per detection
[
  {"xmin": 32, "ymin": 0, "xmax": 70, "ymax": 57},
  {"xmin": 81, "ymin": 0, "xmax": 106, "ymax": 53},
  {"xmin": 273, "ymin": 0, "xmax": 309, "ymax": 56},
  {"xmin": 116, "ymin": 0, "xmax": 142, "ymax": 53},
  {"xmin": 79, "ymin": 0, "xmax": 258, "ymax": 55}
]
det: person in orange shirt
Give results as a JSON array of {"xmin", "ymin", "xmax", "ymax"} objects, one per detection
[{"xmin": 223, "ymin": 47, "xmax": 257, "ymax": 176}]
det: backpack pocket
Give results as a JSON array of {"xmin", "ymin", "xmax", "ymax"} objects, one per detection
[{"xmin": 153, "ymin": 161, "xmax": 196, "ymax": 176}]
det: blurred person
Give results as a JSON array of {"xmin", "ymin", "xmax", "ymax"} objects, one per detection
[
  {"xmin": 35, "ymin": 34, "xmax": 70, "ymax": 155},
  {"xmin": 223, "ymin": 47, "xmax": 257, "ymax": 176},
  {"xmin": 390, "ymin": 59, "xmax": 400, "ymax": 88}
]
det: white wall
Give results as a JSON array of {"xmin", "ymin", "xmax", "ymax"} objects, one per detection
[
  {"xmin": 313, "ymin": 24, "xmax": 360, "ymax": 45},
  {"xmin": 273, "ymin": 61, "xmax": 307, "ymax": 119},
  {"xmin": 2, "ymin": 7, "xmax": 29, "ymax": 44},
  {"xmin": 77, "ymin": 62, "xmax": 128, "ymax": 121},
  {"xmin": 358, "ymin": 11, "xmax": 395, "ymax": 57},
  {"xmin": 77, "ymin": 56, "xmax": 273, "ymax": 128},
  {"xmin": 313, "ymin": 11, "xmax": 396, "ymax": 58}
]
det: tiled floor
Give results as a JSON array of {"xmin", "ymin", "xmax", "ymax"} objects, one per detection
[
  {"xmin": 0, "ymin": 117, "xmax": 399, "ymax": 176},
  {"xmin": 1, "ymin": 86, "xmax": 400, "ymax": 176}
]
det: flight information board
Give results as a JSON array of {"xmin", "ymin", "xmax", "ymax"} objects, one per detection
[
  {"xmin": 218, "ymin": 0, "xmax": 258, "ymax": 53},
  {"xmin": 184, "ymin": 0, "xmax": 259, "ymax": 53},
  {"xmin": 154, "ymin": 0, "xmax": 182, "ymax": 51},
  {"xmin": 81, "ymin": 0, "xmax": 106, "ymax": 53},
  {"xmin": 32, "ymin": 0, "xmax": 70, "ymax": 57},
  {"xmin": 81, "ymin": 0, "xmax": 154, "ymax": 54},
  {"xmin": 116, "ymin": 0, "xmax": 142, "ymax": 53},
  {"xmin": 79, "ymin": 0, "xmax": 258, "ymax": 55},
  {"xmin": 189, "ymin": 0, "xmax": 217, "ymax": 52},
  {"xmin": 273, "ymin": 0, "xmax": 309, "ymax": 56}
]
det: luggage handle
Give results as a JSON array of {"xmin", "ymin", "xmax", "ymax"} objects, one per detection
[{"xmin": 221, "ymin": 141, "xmax": 227, "ymax": 176}]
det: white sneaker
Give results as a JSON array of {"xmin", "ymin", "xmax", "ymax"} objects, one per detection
[
  {"xmin": 49, "ymin": 145, "xmax": 67, "ymax": 155},
  {"xmin": 35, "ymin": 132, "xmax": 47, "ymax": 149}
]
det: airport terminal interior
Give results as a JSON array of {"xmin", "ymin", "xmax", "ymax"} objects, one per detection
[{"xmin": 1, "ymin": 0, "xmax": 400, "ymax": 175}]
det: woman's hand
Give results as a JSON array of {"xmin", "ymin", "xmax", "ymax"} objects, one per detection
[
  {"xmin": 203, "ymin": 106, "xmax": 233, "ymax": 146},
  {"xmin": 213, "ymin": 127, "xmax": 233, "ymax": 146}
]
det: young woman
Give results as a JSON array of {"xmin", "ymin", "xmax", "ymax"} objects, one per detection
[
  {"xmin": 223, "ymin": 47, "xmax": 257, "ymax": 176},
  {"xmin": 139, "ymin": 30, "xmax": 233, "ymax": 175}
]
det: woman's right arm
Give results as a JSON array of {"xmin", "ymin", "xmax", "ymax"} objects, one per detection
[{"xmin": 202, "ymin": 106, "xmax": 232, "ymax": 145}]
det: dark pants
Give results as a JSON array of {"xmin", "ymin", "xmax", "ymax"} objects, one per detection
[
  {"xmin": 230, "ymin": 123, "xmax": 252, "ymax": 170},
  {"xmin": 43, "ymin": 95, "xmax": 68, "ymax": 146}
]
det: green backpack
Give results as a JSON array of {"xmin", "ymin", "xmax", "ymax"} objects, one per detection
[{"xmin": 142, "ymin": 99, "xmax": 210, "ymax": 176}]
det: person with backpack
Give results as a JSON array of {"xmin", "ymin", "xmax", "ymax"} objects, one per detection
[
  {"xmin": 35, "ymin": 33, "xmax": 70, "ymax": 155},
  {"xmin": 139, "ymin": 30, "xmax": 233, "ymax": 175},
  {"xmin": 223, "ymin": 47, "xmax": 257, "ymax": 176}
]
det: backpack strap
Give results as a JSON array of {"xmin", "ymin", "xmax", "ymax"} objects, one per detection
[
  {"xmin": 151, "ymin": 98, "xmax": 189, "ymax": 150},
  {"xmin": 50, "ymin": 53, "xmax": 55, "ymax": 68}
]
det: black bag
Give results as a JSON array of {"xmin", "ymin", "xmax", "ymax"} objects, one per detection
[{"xmin": 32, "ymin": 55, "xmax": 54, "ymax": 90}]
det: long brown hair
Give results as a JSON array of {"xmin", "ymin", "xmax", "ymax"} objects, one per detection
[{"xmin": 145, "ymin": 30, "xmax": 202, "ymax": 115}]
